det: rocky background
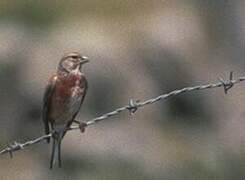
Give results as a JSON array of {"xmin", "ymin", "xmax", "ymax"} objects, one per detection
[{"xmin": 0, "ymin": 1, "xmax": 245, "ymax": 179}]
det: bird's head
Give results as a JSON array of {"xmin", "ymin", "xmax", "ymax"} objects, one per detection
[{"xmin": 58, "ymin": 52, "xmax": 89, "ymax": 73}]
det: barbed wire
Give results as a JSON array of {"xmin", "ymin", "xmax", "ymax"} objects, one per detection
[{"xmin": 1, "ymin": 72, "xmax": 245, "ymax": 157}]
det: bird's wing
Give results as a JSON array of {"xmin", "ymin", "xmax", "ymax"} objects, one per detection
[
  {"xmin": 42, "ymin": 75, "xmax": 57, "ymax": 142},
  {"xmin": 71, "ymin": 76, "xmax": 88, "ymax": 123},
  {"xmin": 80, "ymin": 76, "xmax": 88, "ymax": 108}
]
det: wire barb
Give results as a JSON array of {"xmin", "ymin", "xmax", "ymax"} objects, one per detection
[
  {"xmin": 5, "ymin": 141, "xmax": 24, "ymax": 158},
  {"xmin": 127, "ymin": 99, "xmax": 139, "ymax": 115},
  {"xmin": 1, "ymin": 72, "xmax": 245, "ymax": 157},
  {"xmin": 219, "ymin": 71, "xmax": 234, "ymax": 94}
]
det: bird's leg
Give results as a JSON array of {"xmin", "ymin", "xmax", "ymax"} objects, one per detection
[{"xmin": 73, "ymin": 120, "xmax": 87, "ymax": 133}]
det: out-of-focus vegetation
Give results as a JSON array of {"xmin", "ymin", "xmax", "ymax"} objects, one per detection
[{"xmin": 0, "ymin": 0, "xmax": 245, "ymax": 179}]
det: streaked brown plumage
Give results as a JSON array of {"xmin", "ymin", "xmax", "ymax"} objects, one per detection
[{"xmin": 42, "ymin": 52, "xmax": 89, "ymax": 169}]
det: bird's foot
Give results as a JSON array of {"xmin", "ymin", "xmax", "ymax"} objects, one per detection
[
  {"xmin": 52, "ymin": 131, "xmax": 60, "ymax": 139},
  {"xmin": 74, "ymin": 120, "xmax": 87, "ymax": 133},
  {"xmin": 79, "ymin": 122, "xmax": 87, "ymax": 133}
]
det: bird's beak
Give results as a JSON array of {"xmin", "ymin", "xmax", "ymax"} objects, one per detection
[{"xmin": 80, "ymin": 56, "xmax": 89, "ymax": 64}]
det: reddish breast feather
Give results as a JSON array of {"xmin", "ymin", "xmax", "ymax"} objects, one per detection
[
  {"xmin": 55, "ymin": 74, "xmax": 79, "ymax": 99},
  {"xmin": 49, "ymin": 73, "xmax": 86, "ymax": 122}
]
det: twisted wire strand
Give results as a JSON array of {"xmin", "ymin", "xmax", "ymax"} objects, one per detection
[{"xmin": 1, "ymin": 74, "xmax": 245, "ymax": 156}]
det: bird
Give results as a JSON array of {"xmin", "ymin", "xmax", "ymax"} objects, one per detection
[{"xmin": 42, "ymin": 52, "xmax": 89, "ymax": 169}]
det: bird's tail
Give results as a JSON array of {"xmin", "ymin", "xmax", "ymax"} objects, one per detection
[{"xmin": 50, "ymin": 132, "xmax": 63, "ymax": 169}]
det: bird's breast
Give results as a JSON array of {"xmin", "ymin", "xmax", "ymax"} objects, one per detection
[
  {"xmin": 56, "ymin": 73, "xmax": 85, "ymax": 99},
  {"xmin": 49, "ymin": 72, "xmax": 86, "ymax": 123}
]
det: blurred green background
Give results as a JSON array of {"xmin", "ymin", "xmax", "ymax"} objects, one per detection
[{"xmin": 0, "ymin": 0, "xmax": 245, "ymax": 179}]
